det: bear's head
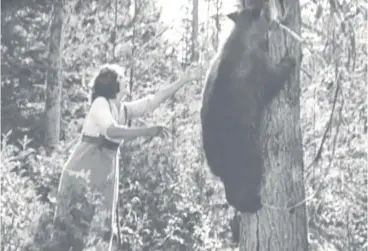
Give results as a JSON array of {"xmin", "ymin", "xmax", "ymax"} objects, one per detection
[{"xmin": 226, "ymin": 6, "xmax": 270, "ymax": 51}]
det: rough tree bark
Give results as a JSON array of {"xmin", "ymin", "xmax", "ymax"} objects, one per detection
[
  {"xmin": 44, "ymin": 1, "xmax": 63, "ymax": 150},
  {"xmin": 239, "ymin": 0, "xmax": 309, "ymax": 250}
]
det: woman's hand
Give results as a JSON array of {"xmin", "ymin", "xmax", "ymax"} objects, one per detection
[
  {"xmin": 179, "ymin": 65, "xmax": 202, "ymax": 83},
  {"xmin": 142, "ymin": 125, "xmax": 171, "ymax": 144},
  {"xmin": 150, "ymin": 125, "xmax": 171, "ymax": 139}
]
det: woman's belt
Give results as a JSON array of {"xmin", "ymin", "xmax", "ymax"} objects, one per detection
[{"xmin": 81, "ymin": 134, "xmax": 120, "ymax": 150}]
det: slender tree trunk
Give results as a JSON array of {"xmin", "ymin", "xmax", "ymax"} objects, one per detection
[
  {"xmin": 213, "ymin": 0, "xmax": 221, "ymax": 50},
  {"xmin": 191, "ymin": 0, "xmax": 199, "ymax": 61},
  {"xmin": 44, "ymin": 2, "xmax": 63, "ymax": 150},
  {"xmin": 239, "ymin": 0, "xmax": 309, "ymax": 250}
]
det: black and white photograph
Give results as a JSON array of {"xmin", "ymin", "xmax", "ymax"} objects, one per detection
[{"xmin": 1, "ymin": 0, "xmax": 367, "ymax": 250}]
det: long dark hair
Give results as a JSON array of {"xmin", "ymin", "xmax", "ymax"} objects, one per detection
[{"xmin": 90, "ymin": 65, "xmax": 121, "ymax": 104}]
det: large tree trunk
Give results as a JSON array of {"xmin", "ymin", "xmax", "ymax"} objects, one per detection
[
  {"xmin": 44, "ymin": 2, "xmax": 63, "ymax": 150},
  {"xmin": 239, "ymin": 0, "xmax": 309, "ymax": 250}
]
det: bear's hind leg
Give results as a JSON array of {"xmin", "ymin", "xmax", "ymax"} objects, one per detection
[
  {"xmin": 202, "ymin": 127, "xmax": 225, "ymax": 178},
  {"xmin": 221, "ymin": 131, "xmax": 263, "ymax": 213}
]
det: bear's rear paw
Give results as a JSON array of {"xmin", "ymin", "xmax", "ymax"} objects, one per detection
[
  {"xmin": 225, "ymin": 190, "xmax": 263, "ymax": 214},
  {"xmin": 233, "ymin": 195, "xmax": 262, "ymax": 214}
]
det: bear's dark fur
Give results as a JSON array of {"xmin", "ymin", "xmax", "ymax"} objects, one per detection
[{"xmin": 200, "ymin": 6, "xmax": 296, "ymax": 213}]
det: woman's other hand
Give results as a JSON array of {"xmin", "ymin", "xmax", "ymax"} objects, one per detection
[
  {"xmin": 151, "ymin": 125, "xmax": 171, "ymax": 139},
  {"xmin": 142, "ymin": 125, "xmax": 171, "ymax": 144}
]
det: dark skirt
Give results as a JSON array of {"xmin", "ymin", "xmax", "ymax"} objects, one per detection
[{"xmin": 53, "ymin": 135, "xmax": 120, "ymax": 251}]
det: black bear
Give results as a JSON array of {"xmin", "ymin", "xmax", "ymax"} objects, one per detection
[{"xmin": 200, "ymin": 6, "xmax": 296, "ymax": 213}]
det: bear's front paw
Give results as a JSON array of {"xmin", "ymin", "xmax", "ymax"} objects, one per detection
[{"xmin": 280, "ymin": 56, "xmax": 296, "ymax": 69}]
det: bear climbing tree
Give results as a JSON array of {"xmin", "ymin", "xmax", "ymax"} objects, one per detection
[{"xmin": 200, "ymin": 5, "xmax": 296, "ymax": 213}]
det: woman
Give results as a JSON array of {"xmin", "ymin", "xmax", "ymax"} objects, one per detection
[{"xmin": 52, "ymin": 63, "xmax": 199, "ymax": 251}]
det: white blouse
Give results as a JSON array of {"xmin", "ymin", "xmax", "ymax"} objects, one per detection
[{"xmin": 81, "ymin": 95, "xmax": 155, "ymax": 143}]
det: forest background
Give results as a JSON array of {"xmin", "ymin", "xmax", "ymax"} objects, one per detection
[{"xmin": 1, "ymin": 0, "xmax": 367, "ymax": 250}]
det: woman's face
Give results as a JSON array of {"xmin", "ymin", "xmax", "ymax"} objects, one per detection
[{"xmin": 116, "ymin": 74, "xmax": 130, "ymax": 101}]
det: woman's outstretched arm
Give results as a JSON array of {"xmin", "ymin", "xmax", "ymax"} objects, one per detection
[{"xmin": 120, "ymin": 67, "xmax": 200, "ymax": 121}]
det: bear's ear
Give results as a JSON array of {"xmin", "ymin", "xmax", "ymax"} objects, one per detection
[{"xmin": 226, "ymin": 11, "xmax": 239, "ymax": 22}]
